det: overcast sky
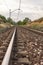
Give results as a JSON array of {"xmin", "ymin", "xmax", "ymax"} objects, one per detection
[{"xmin": 0, "ymin": 0, "xmax": 43, "ymax": 21}]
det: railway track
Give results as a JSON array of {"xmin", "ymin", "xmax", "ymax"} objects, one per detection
[
  {"xmin": 0, "ymin": 27, "xmax": 15, "ymax": 65},
  {"xmin": 0, "ymin": 26, "xmax": 43, "ymax": 65}
]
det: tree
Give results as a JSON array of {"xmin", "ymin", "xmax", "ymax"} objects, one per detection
[
  {"xmin": 23, "ymin": 17, "xmax": 31, "ymax": 25},
  {"xmin": 17, "ymin": 17, "xmax": 31, "ymax": 25},
  {"xmin": 0, "ymin": 15, "xmax": 7, "ymax": 23},
  {"xmin": 17, "ymin": 20, "xmax": 23, "ymax": 25},
  {"xmin": 7, "ymin": 17, "xmax": 15, "ymax": 25}
]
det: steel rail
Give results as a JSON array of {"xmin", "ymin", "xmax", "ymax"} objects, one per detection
[
  {"xmin": 19, "ymin": 26, "xmax": 43, "ymax": 36},
  {"xmin": 1, "ymin": 28, "xmax": 16, "ymax": 65}
]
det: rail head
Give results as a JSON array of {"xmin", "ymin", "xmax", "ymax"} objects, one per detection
[
  {"xmin": 19, "ymin": 26, "xmax": 43, "ymax": 36},
  {"xmin": 1, "ymin": 28, "xmax": 16, "ymax": 65}
]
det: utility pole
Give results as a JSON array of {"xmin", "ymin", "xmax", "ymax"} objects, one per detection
[
  {"xmin": 17, "ymin": 0, "xmax": 22, "ymax": 20},
  {"xmin": 9, "ymin": 9, "xmax": 11, "ymax": 18},
  {"xmin": 4, "ymin": 0, "xmax": 23, "ymax": 21},
  {"xmin": 19, "ymin": 0, "xmax": 21, "ymax": 10}
]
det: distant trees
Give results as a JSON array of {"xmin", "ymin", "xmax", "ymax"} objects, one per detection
[
  {"xmin": 17, "ymin": 17, "xmax": 31, "ymax": 25},
  {"xmin": 7, "ymin": 17, "xmax": 15, "ymax": 25},
  {"xmin": 22, "ymin": 17, "xmax": 31, "ymax": 25},
  {"xmin": 0, "ymin": 15, "xmax": 7, "ymax": 23},
  {"xmin": 17, "ymin": 20, "xmax": 23, "ymax": 25},
  {"xmin": 0, "ymin": 14, "xmax": 31, "ymax": 25},
  {"xmin": 0, "ymin": 15, "xmax": 16, "ymax": 25}
]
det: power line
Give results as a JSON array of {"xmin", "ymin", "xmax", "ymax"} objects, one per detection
[
  {"xmin": 16, "ymin": 0, "xmax": 23, "ymax": 20},
  {"xmin": 3, "ymin": 0, "xmax": 23, "ymax": 20},
  {"xmin": 9, "ymin": 9, "xmax": 11, "ymax": 18},
  {"xmin": 9, "ymin": 0, "xmax": 23, "ymax": 20}
]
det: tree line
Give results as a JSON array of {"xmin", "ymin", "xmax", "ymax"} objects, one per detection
[{"xmin": 0, "ymin": 15, "xmax": 31, "ymax": 25}]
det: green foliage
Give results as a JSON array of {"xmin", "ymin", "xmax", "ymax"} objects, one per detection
[
  {"xmin": 23, "ymin": 17, "xmax": 31, "ymax": 24},
  {"xmin": 0, "ymin": 15, "xmax": 31, "ymax": 25},
  {"xmin": 17, "ymin": 20, "xmax": 23, "ymax": 25},
  {"xmin": 17, "ymin": 17, "xmax": 31, "ymax": 25},
  {"xmin": 7, "ymin": 17, "xmax": 15, "ymax": 25},
  {"xmin": 0, "ymin": 15, "xmax": 16, "ymax": 25},
  {"xmin": 0, "ymin": 15, "xmax": 7, "ymax": 23}
]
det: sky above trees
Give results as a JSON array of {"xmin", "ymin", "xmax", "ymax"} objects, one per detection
[{"xmin": 0, "ymin": 0, "xmax": 43, "ymax": 21}]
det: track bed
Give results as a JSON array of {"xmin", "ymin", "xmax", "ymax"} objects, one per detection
[{"xmin": 9, "ymin": 27, "xmax": 43, "ymax": 65}]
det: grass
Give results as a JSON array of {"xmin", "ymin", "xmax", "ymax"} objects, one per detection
[
  {"xmin": 27, "ymin": 21, "xmax": 43, "ymax": 31},
  {"xmin": 0, "ymin": 23, "xmax": 14, "ymax": 29}
]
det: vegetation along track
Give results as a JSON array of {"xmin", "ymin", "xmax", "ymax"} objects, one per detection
[
  {"xmin": 0, "ymin": 27, "xmax": 15, "ymax": 65},
  {"xmin": 8, "ymin": 26, "xmax": 43, "ymax": 65}
]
